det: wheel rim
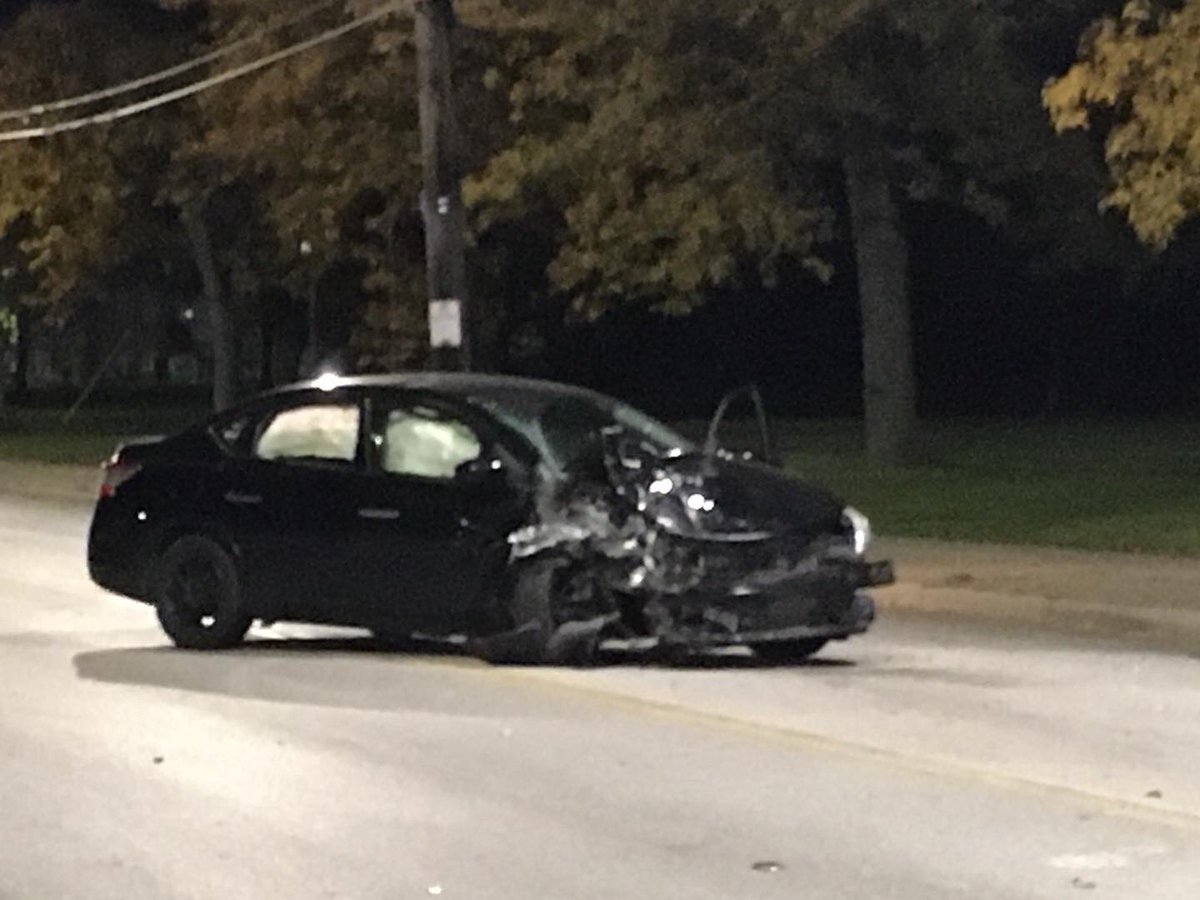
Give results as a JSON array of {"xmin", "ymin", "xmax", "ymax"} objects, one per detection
[{"xmin": 164, "ymin": 554, "xmax": 226, "ymax": 630}]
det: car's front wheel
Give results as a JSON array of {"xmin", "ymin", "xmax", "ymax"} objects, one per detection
[
  {"xmin": 477, "ymin": 555, "xmax": 601, "ymax": 666},
  {"xmin": 751, "ymin": 638, "xmax": 828, "ymax": 664},
  {"xmin": 154, "ymin": 535, "xmax": 252, "ymax": 650}
]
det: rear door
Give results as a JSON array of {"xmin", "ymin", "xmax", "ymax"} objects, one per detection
[
  {"xmin": 217, "ymin": 388, "xmax": 369, "ymax": 623},
  {"xmin": 346, "ymin": 389, "xmax": 531, "ymax": 635}
]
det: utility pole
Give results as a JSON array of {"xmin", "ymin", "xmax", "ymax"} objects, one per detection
[{"xmin": 414, "ymin": 0, "xmax": 471, "ymax": 371}]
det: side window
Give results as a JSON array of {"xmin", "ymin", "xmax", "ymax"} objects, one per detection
[
  {"xmin": 211, "ymin": 413, "xmax": 256, "ymax": 456},
  {"xmin": 254, "ymin": 403, "xmax": 361, "ymax": 465},
  {"xmin": 378, "ymin": 405, "xmax": 482, "ymax": 479}
]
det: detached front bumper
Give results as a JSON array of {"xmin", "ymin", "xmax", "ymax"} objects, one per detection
[
  {"xmin": 656, "ymin": 556, "xmax": 894, "ymax": 647},
  {"xmin": 702, "ymin": 591, "xmax": 877, "ymax": 646}
]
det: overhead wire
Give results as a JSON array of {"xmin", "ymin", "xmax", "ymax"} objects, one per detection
[
  {"xmin": 0, "ymin": 0, "xmax": 403, "ymax": 143},
  {"xmin": 0, "ymin": 0, "xmax": 352, "ymax": 124}
]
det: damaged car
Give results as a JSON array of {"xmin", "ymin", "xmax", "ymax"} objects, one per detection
[{"xmin": 87, "ymin": 374, "xmax": 893, "ymax": 664}]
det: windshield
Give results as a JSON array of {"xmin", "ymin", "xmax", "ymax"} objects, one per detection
[{"xmin": 470, "ymin": 389, "xmax": 693, "ymax": 473}]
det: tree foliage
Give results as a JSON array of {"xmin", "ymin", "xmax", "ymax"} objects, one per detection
[
  {"xmin": 1045, "ymin": 0, "xmax": 1200, "ymax": 249},
  {"xmin": 467, "ymin": 2, "xmax": 1119, "ymax": 303},
  {"xmin": 169, "ymin": 1, "xmax": 420, "ymax": 262},
  {"xmin": 0, "ymin": 0, "xmax": 1147, "ymax": 424},
  {"xmin": 159, "ymin": 0, "xmax": 439, "ymax": 373},
  {"xmin": 463, "ymin": 0, "xmax": 1126, "ymax": 461},
  {"xmin": 0, "ymin": 0, "xmax": 201, "ymax": 316},
  {"xmin": 465, "ymin": 0, "xmax": 847, "ymax": 318},
  {"xmin": 0, "ymin": 3, "xmax": 123, "ymax": 312}
]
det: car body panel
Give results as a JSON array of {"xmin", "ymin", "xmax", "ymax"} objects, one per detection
[{"xmin": 87, "ymin": 373, "xmax": 893, "ymax": 655}]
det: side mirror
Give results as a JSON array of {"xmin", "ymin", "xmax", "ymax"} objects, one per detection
[{"xmin": 455, "ymin": 454, "xmax": 506, "ymax": 488}]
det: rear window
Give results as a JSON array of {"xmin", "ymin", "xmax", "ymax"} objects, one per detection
[{"xmin": 255, "ymin": 404, "xmax": 360, "ymax": 464}]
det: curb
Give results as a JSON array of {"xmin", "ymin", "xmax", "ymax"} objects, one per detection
[
  {"xmin": 877, "ymin": 582, "xmax": 1200, "ymax": 653},
  {"xmin": 875, "ymin": 537, "xmax": 1200, "ymax": 653}
]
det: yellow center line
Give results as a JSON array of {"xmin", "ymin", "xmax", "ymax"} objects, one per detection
[{"xmin": 412, "ymin": 655, "xmax": 1200, "ymax": 835}]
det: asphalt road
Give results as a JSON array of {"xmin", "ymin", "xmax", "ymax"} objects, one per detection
[{"xmin": 3, "ymin": 494, "xmax": 1199, "ymax": 899}]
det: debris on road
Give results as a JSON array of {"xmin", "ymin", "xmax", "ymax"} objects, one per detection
[{"xmin": 751, "ymin": 861, "xmax": 785, "ymax": 873}]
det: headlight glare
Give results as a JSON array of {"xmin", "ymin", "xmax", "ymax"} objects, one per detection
[{"xmin": 843, "ymin": 506, "xmax": 871, "ymax": 555}]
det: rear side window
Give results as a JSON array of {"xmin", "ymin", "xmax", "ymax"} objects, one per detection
[
  {"xmin": 378, "ymin": 406, "xmax": 481, "ymax": 479},
  {"xmin": 255, "ymin": 404, "xmax": 361, "ymax": 464}
]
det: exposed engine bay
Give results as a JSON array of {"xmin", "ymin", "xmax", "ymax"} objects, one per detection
[{"xmin": 494, "ymin": 428, "xmax": 893, "ymax": 663}]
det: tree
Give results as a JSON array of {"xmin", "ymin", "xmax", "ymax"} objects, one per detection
[
  {"xmin": 0, "ymin": 0, "xmax": 201, "ymax": 403},
  {"xmin": 0, "ymin": 4, "xmax": 123, "ymax": 318},
  {"xmin": 1044, "ymin": 0, "xmax": 1200, "ymax": 250},
  {"xmin": 466, "ymin": 0, "xmax": 1113, "ymax": 463},
  {"xmin": 158, "ymin": 0, "xmax": 430, "ymax": 405}
]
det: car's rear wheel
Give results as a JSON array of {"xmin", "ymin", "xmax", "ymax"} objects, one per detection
[
  {"xmin": 154, "ymin": 535, "xmax": 252, "ymax": 650},
  {"xmin": 751, "ymin": 638, "xmax": 828, "ymax": 664}
]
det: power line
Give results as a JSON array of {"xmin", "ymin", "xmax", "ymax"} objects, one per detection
[
  {"xmin": 0, "ymin": 0, "xmax": 350, "ymax": 124},
  {"xmin": 0, "ymin": 0, "xmax": 402, "ymax": 143}
]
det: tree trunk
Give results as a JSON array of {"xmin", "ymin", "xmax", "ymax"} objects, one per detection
[
  {"xmin": 259, "ymin": 311, "xmax": 275, "ymax": 390},
  {"xmin": 843, "ymin": 130, "xmax": 917, "ymax": 466},
  {"xmin": 0, "ymin": 324, "xmax": 10, "ymax": 412},
  {"xmin": 11, "ymin": 306, "xmax": 31, "ymax": 403},
  {"xmin": 181, "ymin": 203, "xmax": 236, "ymax": 411}
]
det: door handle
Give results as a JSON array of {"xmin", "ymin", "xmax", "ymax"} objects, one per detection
[
  {"xmin": 358, "ymin": 508, "xmax": 401, "ymax": 521},
  {"xmin": 224, "ymin": 491, "xmax": 263, "ymax": 505}
]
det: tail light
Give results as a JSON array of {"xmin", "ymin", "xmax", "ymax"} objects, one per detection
[{"xmin": 99, "ymin": 457, "xmax": 142, "ymax": 499}]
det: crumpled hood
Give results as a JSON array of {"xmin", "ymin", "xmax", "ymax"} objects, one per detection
[
  {"xmin": 636, "ymin": 453, "xmax": 846, "ymax": 541},
  {"xmin": 509, "ymin": 445, "xmax": 848, "ymax": 564}
]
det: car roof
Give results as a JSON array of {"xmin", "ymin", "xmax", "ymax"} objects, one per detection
[{"xmin": 264, "ymin": 372, "xmax": 611, "ymax": 405}]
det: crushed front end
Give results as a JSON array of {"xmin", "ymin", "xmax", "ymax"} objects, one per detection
[{"xmin": 504, "ymin": 431, "xmax": 893, "ymax": 657}]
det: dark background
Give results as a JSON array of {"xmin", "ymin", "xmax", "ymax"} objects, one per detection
[
  {"xmin": 549, "ymin": 207, "xmax": 1200, "ymax": 421},
  {"xmin": 6, "ymin": 0, "xmax": 1198, "ymax": 423}
]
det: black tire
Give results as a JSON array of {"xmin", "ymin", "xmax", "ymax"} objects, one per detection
[
  {"xmin": 751, "ymin": 638, "xmax": 828, "ymax": 664},
  {"xmin": 154, "ymin": 535, "xmax": 252, "ymax": 650},
  {"xmin": 478, "ymin": 556, "xmax": 599, "ymax": 666}
]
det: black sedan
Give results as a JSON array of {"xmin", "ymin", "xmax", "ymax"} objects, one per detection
[{"xmin": 87, "ymin": 374, "xmax": 892, "ymax": 664}]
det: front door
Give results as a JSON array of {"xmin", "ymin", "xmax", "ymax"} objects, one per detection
[{"xmin": 347, "ymin": 392, "xmax": 525, "ymax": 635}]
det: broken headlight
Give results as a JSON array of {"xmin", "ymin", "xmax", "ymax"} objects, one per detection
[{"xmin": 842, "ymin": 506, "xmax": 872, "ymax": 556}]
